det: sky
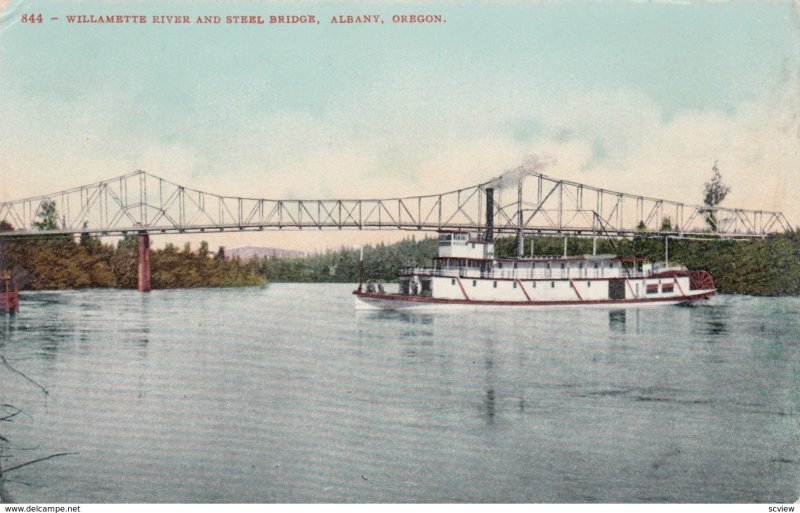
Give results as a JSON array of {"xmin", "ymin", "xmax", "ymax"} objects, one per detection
[{"xmin": 0, "ymin": 0, "xmax": 798, "ymax": 252}]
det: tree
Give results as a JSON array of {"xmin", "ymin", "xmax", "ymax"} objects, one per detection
[
  {"xmin": 703, "ymin": 161, "xmax": 730, "ymax": 232},
  {"xmin": 79, "ymin": 221, "xmax": 102, "ymax": 254},
  {"xmin": 32, "ymin": 199, "xmax": 59, "ymax": 231}
]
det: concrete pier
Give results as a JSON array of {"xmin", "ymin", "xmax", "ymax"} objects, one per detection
[{"xmin": 137, "ymin": 233, "xmax": 151, "ymax": 292}]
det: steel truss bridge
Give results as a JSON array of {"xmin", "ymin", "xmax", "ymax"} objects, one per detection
[{"xmin": 0, "ymin": 169, "xmax": 791, "ymax": 239}]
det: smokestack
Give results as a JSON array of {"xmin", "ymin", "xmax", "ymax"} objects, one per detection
[{"xmin": 485, "ymin": 188, "xmax": 494, "ymax": 243}]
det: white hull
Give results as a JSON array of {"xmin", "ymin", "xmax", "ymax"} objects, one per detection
[{"xmin": 354, "ymin": 289, "xmax": 715, "ymax": 311}]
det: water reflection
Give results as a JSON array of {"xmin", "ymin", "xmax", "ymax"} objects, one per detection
[
  {"xmin": 4, "ymin": 291, "xmax": 152, "ymax": 361},
  {"xmin": 609, "ymin": 310, "xmax": 626, "ymax": 333},
  {"xmin": 483, "ymin": 336, "xmax": 497, "ymax": 425},
  {"xmin": 355, "ymin": 309, "xmax": 434, "ymax": 325},
  {"xmin": 484, "ymin": 388, "xmax": 496, "ymax": 423},
  {"xmin": 691, "ymin": 303, "xmax": 729, "ymax": 337}
]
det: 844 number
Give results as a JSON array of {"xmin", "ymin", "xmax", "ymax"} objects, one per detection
[{"xmin": 21, "ymin": 13, "xmax": 44, "ymax": 23}]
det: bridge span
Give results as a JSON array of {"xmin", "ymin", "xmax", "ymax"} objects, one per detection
[
  {"xmin": 0, "ymin": 169, "xmax": 791, "ymax": 238},
  {"xmin": 0, "ymin": 169, "xmax": 792, "ymax": 291}
]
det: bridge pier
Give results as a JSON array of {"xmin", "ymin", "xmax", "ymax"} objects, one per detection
[{"xmin": 137, "ymin": 233, "xmax": 151, "ymax": 292}]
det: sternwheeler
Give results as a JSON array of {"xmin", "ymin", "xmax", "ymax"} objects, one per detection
[{"xmin": 353, "ymin": 189, "xmax": 715, "ymax": 310}]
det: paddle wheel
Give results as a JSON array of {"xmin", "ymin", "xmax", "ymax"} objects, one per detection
[{"xmin": 689, "ymin": 270, "xmax": 715, "ymax": 291}]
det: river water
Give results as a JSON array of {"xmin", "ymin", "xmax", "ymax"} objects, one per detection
[{"xmin": 1, "ymin": 284, "xmax": 798, "ymax": 503}]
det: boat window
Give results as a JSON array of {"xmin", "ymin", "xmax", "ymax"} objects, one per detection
[
  {"xmin": 472, "ymin": 280, "xmax": 476, "ymax": 287},
  {"xmin": 498, "ymin": 262, "xmax": 503, "ymax": 269},
  {"xmin": 587, "ymin": 282, "xmax": 591, "ymax": 288},
  {"xmin": 551, "ymin": 281, "xmax": 555, "ymax": 288},
  {"xmin": 513, "ymin": 262, "xmax": 518, "ymax": 269},
  {"xmin": 493, "ymin": 281, "xmax": 497, "ymax": 288},
  {"xmin": 594, "ymin": 263, "xmax": 598, "ymax": 269},
  {"xmin": 513, "ymin": 282, "xmax": 517, "ymax": 288},
  {"xmin": 579, "ymin": 263, "xmax": 583, "ymax": 269},
  {"xmin": 532, "ymin": 281, "xmax": 536, "ymax": 288},
  {"xmin": 560, "ymin": 263, "xmax": 565, "ymax": 269},
  {"xmin": 451, "ymin": 279, "xmax": 456, "ymax": 285}
]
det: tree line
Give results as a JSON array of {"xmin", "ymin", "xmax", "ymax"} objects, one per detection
[
  {"xmin": 0, "ymin": 200, "xmax": 262, "ymax": 289},
  {"xmin": 0, "ymin": 231, "xmax": 263, "ymax": 290},
  {"xmin": 2, "ymin": 213, "xmax": 799, "ymax": 295},
  {"xmin": 248, "ymin": 231, "xmax": 800, "ymax": 296},
  {"xmin": 493, "ymin": 232, "xmax": 800, "ymax": 296}
]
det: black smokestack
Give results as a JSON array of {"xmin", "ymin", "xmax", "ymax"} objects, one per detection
[{"xmin": 485, "ymin": 187, "xmax": 494, "ymax": 243}]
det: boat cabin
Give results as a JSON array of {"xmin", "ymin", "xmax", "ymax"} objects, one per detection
[{"xmin": 437, "ymin": 231, "xmax": 494, "ymax": 259}]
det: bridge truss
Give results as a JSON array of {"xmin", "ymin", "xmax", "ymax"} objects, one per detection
[{"xmin": 0, "ymin": 169, "xmax": 792, "ymax": 239}]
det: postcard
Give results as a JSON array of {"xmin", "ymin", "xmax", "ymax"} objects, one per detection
[{"xmin": 0, "ymin": 0, "xmax": 798, "ymax": 506}]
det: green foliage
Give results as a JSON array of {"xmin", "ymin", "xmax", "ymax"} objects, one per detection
[
  {"xmin": 0, "ymin": 212, "xmax": 261, "ymax": 290},
  {"xmin": 251, "ymin": 236, "xmax": 438, "ymax": 283},
  {"xmin": 702, "ymin": 161, "xmax": 731, "ymax": 232},
  {"xmin": 150, "ymin": 241, "xmax": 261, "ymax": 288},
  {"xmin": 109, "ymin": 236, "xmax": 139, "ymax": 288},
  {"xmin": 32, "ymin": 200, "xmax": 59, "ymax": 231},
  {"xmin": 495, "ymin": 232, "xmax": 800, "ymax": 296},
  {"xmin": 0, "ymin": 231, "xmax": 262, "ymax": 290}
]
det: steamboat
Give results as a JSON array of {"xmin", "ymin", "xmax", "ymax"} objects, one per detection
[{"xmin": 353, "ymin": 189, "xmax": 715, "ymax": 310}]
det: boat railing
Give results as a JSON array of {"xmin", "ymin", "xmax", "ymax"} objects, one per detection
[{"xmin": 405, "ymin": 267, "xmax": 659, "ymax": 280}]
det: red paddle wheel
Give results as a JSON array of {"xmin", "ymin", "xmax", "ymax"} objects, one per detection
[{"xmin": 689, "ymin": 271, "xmax": 715, "ymax": 291}]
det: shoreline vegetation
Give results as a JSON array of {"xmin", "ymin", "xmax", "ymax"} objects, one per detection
[
  {"xmin": 0, "ymin": 195, "xmax": 798, "ymax": 295},
  {"xmin": 0, "ymin": 232, "xmax": 263, "ymax": 290},
  {"xmin": 254, "ymin": 232, "xmax": 800, "ymax": 297},
  {"xmin": 1, "ymin": 228, "xmax": 799, "ymax": 296}
]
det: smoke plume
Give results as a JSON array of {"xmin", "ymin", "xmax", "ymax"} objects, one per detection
[{"xmin": 487, "ymin": 154, "xmax": 557, "ymax": 189}]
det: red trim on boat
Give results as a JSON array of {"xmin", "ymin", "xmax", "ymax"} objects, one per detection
[
  {"xmin": 569, "ymin": 279, "xmax": 584, "ymax": 301},
  {"xmin": 516, "ymin": 280, "xmax": 532, "ymax": 301},
  {"xmin": 353, "ymin": 290, "xmax": 714, "ymax": 306},
  {"xmin": 454, "ymin": 276, "xmax": 470, "ymax": 301}
]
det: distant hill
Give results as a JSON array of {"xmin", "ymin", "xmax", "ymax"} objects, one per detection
[{"xmin": 226, "ymin": 246, "xmax": 306, "ymax": 260}]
